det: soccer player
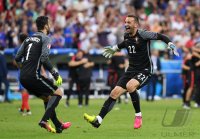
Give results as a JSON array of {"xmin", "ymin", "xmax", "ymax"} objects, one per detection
[
  {"xmin": 83, "ymin": 14, "xmax": 179, "ymax": 129},
  {"xmin": 15, "ymin": 16, "xmax": 71, "ymax": 133}
]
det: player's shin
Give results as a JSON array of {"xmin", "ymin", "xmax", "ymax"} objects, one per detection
[
  {"xmin": 129, "ymin": 90, "xmax": 141, "ymax": 116},
  {"xmin": 43, "ymin": 101, "xmax": 62, "ymax": 128},
  {"xmin": 21, "ymin": 92, "xmax": 26, "ymax": 111},
  {"xmin": 24, "ymin": 91, "xmax": 30, "ymax": 110},
  {"xmin": 51, "ymin": 110, "xmax": 62, "ymax": 128},
  {"xmin": 98, "ymin": 97, "xmax": 116, "ymax": 121},
  {"xmin": 130, "ymin": 90, "xmax": 142, "ymax": 129},
  {"xmin": 41, "ymin": 94, "xmax": 62, "ymax": 122}
]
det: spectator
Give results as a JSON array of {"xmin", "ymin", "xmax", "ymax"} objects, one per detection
[
  {"xmin": 97, "ymin": 22, "xmax": 110, "ymax": 47},
  {"xmin": 0, "ymin": 22, "xmax": 6, "ymax": 48},
  {"xmin": 64, "ymin": 23, "xmax": 74, "ymax": 48},
  {"xmin": 0, "ymin": 0, "xmax": 198, "ymax": 55},
  {"xmin": 45, "ymin": 0, "xmax": 59, "ymax": 21},
  {"xmin": 55, "ymin": 6, "xmax": 67, "ymax": 28},
  {"xmin": 51, "ymin": 28, "xmax": 65, "ymax": 48},
  {"xmin": 6, "ymin": 22, "xmax": 19, "ymax": 48},
  {"xmin": 23, "ymin": 0, "xmax": 38, "ymax": 21}
]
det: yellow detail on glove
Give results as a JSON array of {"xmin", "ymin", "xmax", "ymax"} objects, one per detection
[{"xmin": 54, "ymin": 75, "xmax": 63, "ymax": 86}]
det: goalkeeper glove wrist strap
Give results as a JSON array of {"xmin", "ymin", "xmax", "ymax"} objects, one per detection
[
  {"xmin": 168, "ymin": 42, "xmax": 175, "ymax": 50},
  {"xmin": 50, "ymin": 69, "xmax": 59, "ymax": 80},
  {"xmin": 112, "ymin": 45, "xmax": 119, "ymax": 51}
]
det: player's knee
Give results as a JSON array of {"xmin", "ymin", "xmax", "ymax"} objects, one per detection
[
  {"xmin": 126, "ymin": 80, "xmax": 139, "ymax": 93},
  {"xmin": 110, "ymin": 88, "xmax": 121, "ymax": 99},
  {"xmin": 54, "ymin": 88, "xmax": 63, "ymax": 96},
  {"xmin": 110, "ymin": 92, "xmax": 118, "ymax": 99}
]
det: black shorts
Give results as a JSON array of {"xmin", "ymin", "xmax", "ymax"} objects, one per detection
[
  {"xmin": 20, "ymin": 75, "xmax": 58, "ymax": 97},
  {"xmin": 116, "ymin": 71, "xmax": 151, "ymax": 90}
]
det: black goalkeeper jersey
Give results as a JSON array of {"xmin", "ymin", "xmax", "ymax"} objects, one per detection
[
  {"xmin": 118, "ymin": 29, "xmax": 168, "ymax": 74},
  {"xmin": 15, "ymin": 32, "xmax": 53, "ymax": 78}
]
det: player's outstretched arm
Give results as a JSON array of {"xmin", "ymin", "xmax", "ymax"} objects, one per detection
[
  {"xmin": 157, "ymin": 33, "xmax": 179, "ymax": 57},
  {"xmin": 139, "ymin": 30, "xmax": 179, "ymax": 57},
  {"xmin": 152, "ymin": 32, "xmax": 179, "ymax": 56},
  {"xmin": 102, "ymin": 45, "xmax": 119, "ymax": 58}
]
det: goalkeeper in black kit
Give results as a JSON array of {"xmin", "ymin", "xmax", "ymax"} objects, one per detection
[
  {"xmin": 83, "ymin": 14, "xmax": 179, "ymax": 129},
  {"xmin": 15, "ymin": 16, "xmax": 71, "ymax": 133}
]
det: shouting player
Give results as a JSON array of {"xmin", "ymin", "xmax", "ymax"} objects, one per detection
[{"xmin": 84, "ymin": 14, "xmax": 179, "ymax": 129}]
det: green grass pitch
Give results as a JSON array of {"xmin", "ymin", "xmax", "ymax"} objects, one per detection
[{"xmin": 0, "ymin": 98, "xmax": 200, "ymax": 139}]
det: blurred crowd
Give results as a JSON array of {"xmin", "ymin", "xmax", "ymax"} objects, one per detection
[{"xmin": 0, "ymin": 0, "xmax": 200, "ymax": 59}]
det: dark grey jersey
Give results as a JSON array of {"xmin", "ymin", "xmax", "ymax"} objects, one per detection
[
  {"xmin": 118, "ymin": 29, "xmax": 170, "ymax": 74},
  {"xmin": 15, "ymin": 32, "xmax": 53, "ymax": 78}
]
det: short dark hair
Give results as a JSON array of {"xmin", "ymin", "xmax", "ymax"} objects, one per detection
[
  {"xmin": 19, "ymin": 33, "xmax": 28, "ymax": 43},
  {"xmin": 127, "ymin": 14, "xmax": 139, "ymax": 25},
  {"xmin": 36, "ymin": 16, "xmax": 49, "ymax": 31}
]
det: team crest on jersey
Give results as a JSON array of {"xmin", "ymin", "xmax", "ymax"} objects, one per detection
[
  {"xmin": 47, "ymin": 44, "xmax": 51, "ymax": 49},
  {"xmin": 135, "ymin": 37, "xmax": 139, "ymax": 44}
]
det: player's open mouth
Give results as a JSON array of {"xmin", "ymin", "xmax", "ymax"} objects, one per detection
[{"xmin": 125, "ymin": 26, "xmax": 131, "ymax": 32}]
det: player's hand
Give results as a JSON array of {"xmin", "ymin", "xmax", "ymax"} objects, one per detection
[
  {"xmin": 167, "ymin": 42, "xmax": 179, "ymax": 57},
  {"xmin": 51, "ymin": 69, "xmax": 63, "ymax": 86},
  {"xmin": 54, "ymin": 75, "xmax": 63, "ymax": 86},
  {"xmin": 102, "ymin": 46, "xmax": 117, "ymax": 59}
]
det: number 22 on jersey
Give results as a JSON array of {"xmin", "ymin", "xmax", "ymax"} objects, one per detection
[{"xmin": 128, "ymin": 45, "xmax": 136, "ymax": 53}]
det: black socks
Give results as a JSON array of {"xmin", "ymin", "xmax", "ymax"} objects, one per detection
[
  {"xmin": 99, "ymin": 97, "xmax": 116, "ymax": 119},
  {"xmin": 41, "ymin": 95, "xmax": 61, "ymax": 126},
  {"xmin": 43, "ymin": 101, "xmax": 62, "ymax": 128},
  {"xmin": 129, "ymin": 90, "xmax": 141, "ymax": 113}
]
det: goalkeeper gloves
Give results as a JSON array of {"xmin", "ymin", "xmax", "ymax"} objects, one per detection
[
  {"xmin": 167, "ymin": 42, "xmax": 179, "ymax": 57},
  {"xmin": 102, "ymin": 45, "xmax": 119, "ymax": 58},
  {"xmin": 51, "ymin": 69, "xmax": 63, "ymax": 86},
  {"xmin": 54, "ymin": 75, "xmax": 62, "ymax": 86}
]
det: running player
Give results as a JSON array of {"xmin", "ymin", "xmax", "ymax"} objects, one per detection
[{"xmin": 83, "ymin": 14, "xmax": 179, "ymax": 129}]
